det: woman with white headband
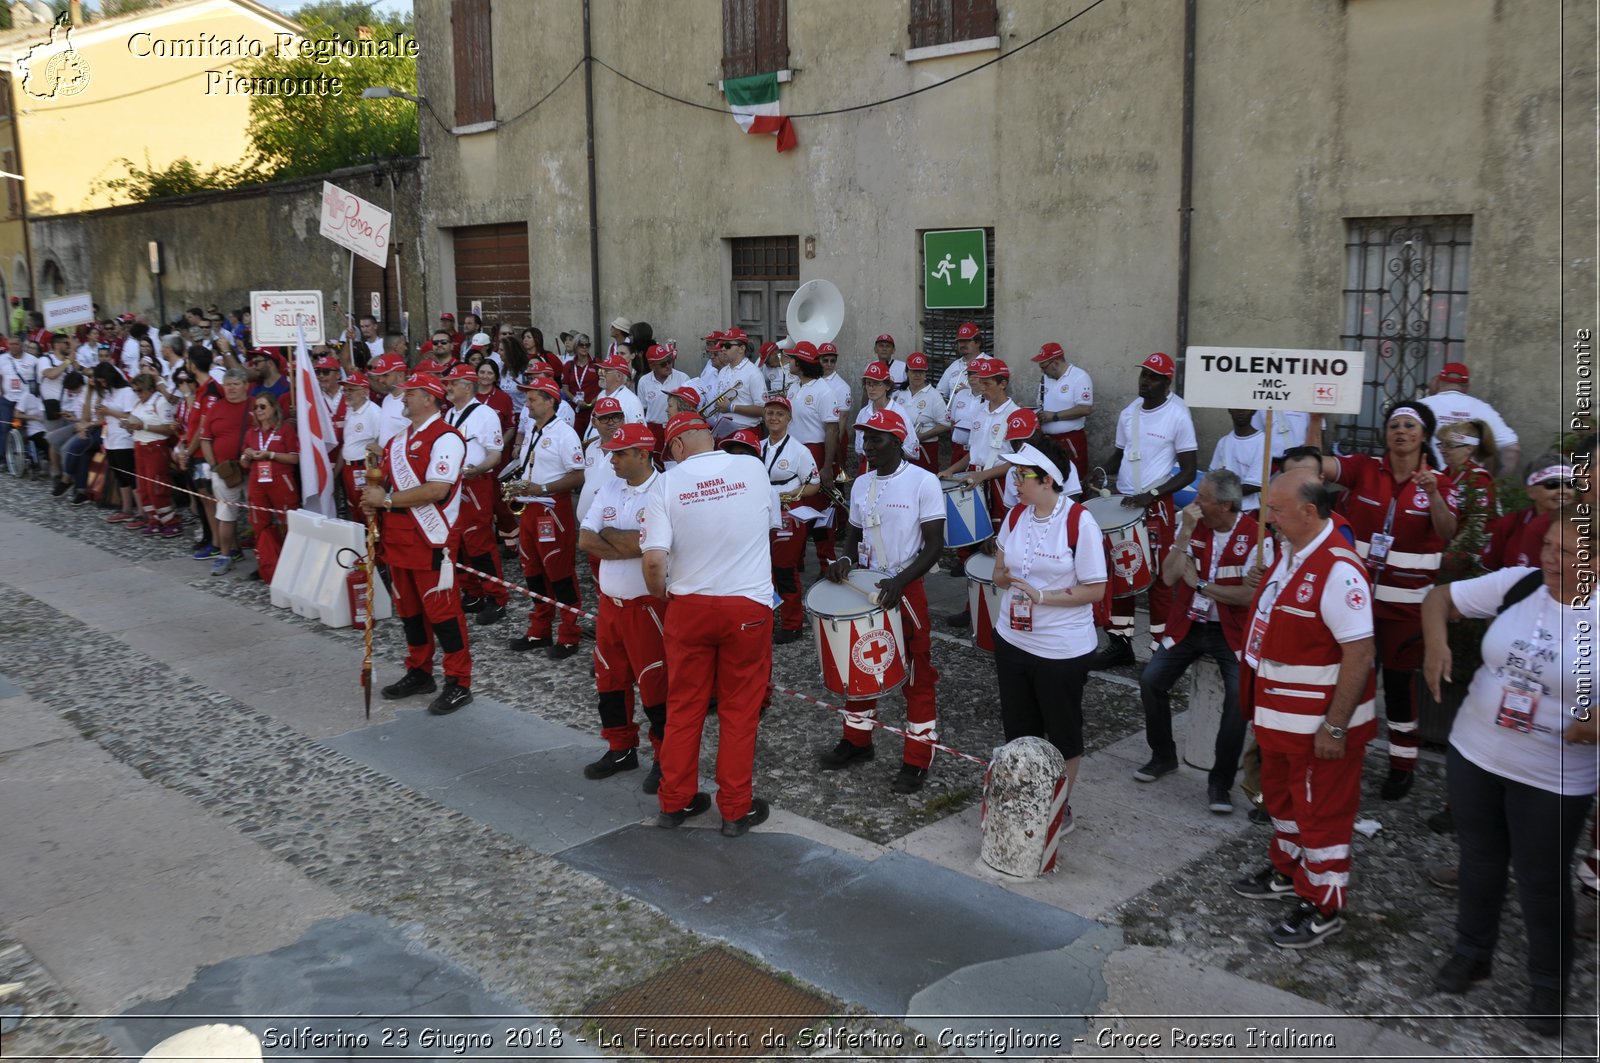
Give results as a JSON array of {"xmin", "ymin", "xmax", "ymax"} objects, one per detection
[
  {"xmin": 1485, "ymin": 452, "xmax": 1575, "ymax": 572},
  {"xmin": 1317, "ymin": 399, "xmax": 1458, "ymax": 801}
]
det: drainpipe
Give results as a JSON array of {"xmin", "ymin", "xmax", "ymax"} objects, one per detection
[
  {"xmin": 10, "ymin": 65, "xmax": 35, "ymax": 310},
  {"xmin": 582, "ymin": 0, "xmax": 601, "ymax": 346},
  {"xmin": 1174, "ymin": 0, "xmax": 1196, "ymax": 380}
]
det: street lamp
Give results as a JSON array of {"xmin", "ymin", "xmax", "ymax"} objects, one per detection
[{"xmin": 360, "ymin": 86, "xmax": 427, "ymax": 105}]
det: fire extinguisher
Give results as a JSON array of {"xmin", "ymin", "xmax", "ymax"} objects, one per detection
[{"xmin": 347, "ymin": 565, "xmax": 370, "ymax": 630}]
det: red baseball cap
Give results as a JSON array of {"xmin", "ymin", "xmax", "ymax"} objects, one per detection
[
  {"xmin": 646, "ymin": 343, "xmax": 675, "ymax": 363},
  {"xmin": 444, "ymin": 363, "xmax": 479, "ymax": 383},
  {"xmin": 314, "ymin": 355, "xmax": 341, "ymax": 371},
  {"xmin": 906, "ymin": 351, "xmax": 930, "ymax": 371},
  {"xmin": 598, "ymin": 353, "xmax": 632, "ymax": 373},
  {"xmin": 718, "ymin": 427, "xmax": 763, "ymax": 452},
  {"xmin": 662, "ymin": 412, "xmax": 710, "ymax": 448},
  {"xmin": 340, "ymin": 372, "xmax": 370, "ymax": 389},
  {"xmin": 722, "ymin": 326, "xmax": 750, "ymax": 344},
  {"xmin": 862, "ymin": 361, "xmax": 891, "ymax": 383},
  {"xmin": 117, "ymin": 312, "xmax": 137, "ymax": 324},
  {"xmin": 703, "ymin": 329, "xmax": 725, "ymax": 346},
  {"xmin": 1004, "ymin": 408, "xmax": 1039, "ymax": 441},
  {"xmin": 955, "ymin": 322, "xmax": 980, "ymax": 341},
  {"xmin": 1437, "ymin": 362, "xmax": 1470, "ymax": 384},
  {"xmin": 369, "ymin": 353, "xmax": 407, "ymax": 375},
  {"xmin": 1140, "ymin": 352, "xmax": 1176, "ymax": 378},
  {"xmin": 602, "ymin": 422, "xmax": 656, "ymax": 451},
  {"xmin": 415, "ymin": 358, "xmax": 451, "ymax": 375},
  {"xmin": 788, "ymin": 341, "xmax": 819, "ymax": 363},
  {"xmin": 417, "ymin": 340, "xmax": 434, "ymax": 357},
  {"xmin": 519, "ymin": 378, "xmax": 561, "ymax": 400},
  {"xmin": 439, "ymin": 312, "xmax": 455, "ymax": 321},
  {"xmin": 593, "ymin": 396, "xmax": 625, "ymax": 417},
  {"xmin": 1033, "ymin": 342, "xmax": 1066, "ymax": 365},
  {"xmin": 759, "ymin": 341, "xmax": 780, "ymax": 358},
  {"xmin": 818, "ymin": 342, "xmax": 838, "ymax": 357},
  {"xmin": 398, "ymin": 372, "xmax": 446, "ymax": 398},
  {"xmin": 875, "ymin": 333, "xmax": 895, "ymax": 345},
  {"xmin": 764, "ymin": 395, "xmax": 792, "ymax": 411},
  {"xmin": 860, "ymin": 407, "xmax": 909, "ymax": 442},
  {"xmin": 969, "ymin": 357, "xmax": 1010, "ymax": 378},
  {"xmin": 668, "ymin": 385, "xmax": 702, "ymax": 407}
]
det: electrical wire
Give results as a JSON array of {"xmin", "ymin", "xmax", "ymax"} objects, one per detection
[{"xmin": 496, "ymin": 58, "xmax": 585, "ymax": 128}]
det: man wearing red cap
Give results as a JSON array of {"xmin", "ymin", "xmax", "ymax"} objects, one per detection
[
  {"xmin": 444, "ymin": 364, "xmax": 508, "ymax": 625},
  {"xmin": 1418, "ymin": 362, "xmax": 1520, "ymax": 477},
  {"xmin": 821, "ymin": 407, "xmax": 946, "ymax": 793},
  {"xmin": 637, "ymin": 344, "xmax": 688, "ymax": 462},
  {"xmin": 900, "ymin": 352, "xmax": 951, "ymax": 472},
  {"xmin": 762, "ymin": 395, "xmax": 822, "ymax": 644},
  {"xmin": 874, "ymin": 334, "xmax": 907, "ymax": 391},
  {"xmin": 505, "ymin": 378, "xmax": 587, "ymax": 658},
  {"xmin": 760, "ymin": 340, "xmax": 790, "ymax": 396},
  {"xmin": 368, "ymin": 353, "xmax": 411, "ymax": 447},
  {"xmin": 707, "ymin": 328, "xmax": 766, "ymax": 439},
  {"xmin": 596, "ymin": 353, "xmax": 646, "ymax": 423},
  {"xmin": 577, "ymin": 397, "xmax": 629, "ymax": 589},
  {"xmin": 578, "ymin": 422, "xmax": 669, "ymax": 790},
  {"xmin": 1092, "ymin": 352, "xmax": 1199, "ymax": 668},
  {"xmin": 643, "ymin": 413, "xmax": 781, "ymax": 836},
  {"xmin": 336, "ymin": 373, "xmax": 381, "ymax": 525},
  {"xmin": 360, "ymin": 373, "xmax": 474, "ymax": 716},
  {"xmin": 937, "ymin": 322, "xmax": 983, "ymax": 400},
  {"xmin": 1033, "ymin": 342, "xmax": 1094, "ymax": 485},
  {"xmin": 851, "ymin": 362, "xmax": 918, "ymax": 472},
  {"xmin": 439, "ymin": 312, "xmax": 464, "ymax": 351}
]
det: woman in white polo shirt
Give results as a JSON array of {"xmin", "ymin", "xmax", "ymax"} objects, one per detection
[{"xmin": 992, "ymin": 437, "xmax": 1108, "ymax": 831}]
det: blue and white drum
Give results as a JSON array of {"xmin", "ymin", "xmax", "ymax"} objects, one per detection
[{"xmin": 942, "ymin": 481, "xmax": 993, "ymax": 548}]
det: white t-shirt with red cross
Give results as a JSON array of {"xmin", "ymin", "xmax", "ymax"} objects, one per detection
[
  {"xmin": 968, "ymin": 397, "xmax": 1020, "ymax": 470},
  {"xmin": 847, "ymin": 461, "xmax": 943, "ymax": 576},
  {"xmin": 948, "ymin": 385, "xmax": 985, "ymax": 447},
  {"xmin": 1041, "ymin": 364, "xmax": 1094, "ymax": 434},
  {"xmin": 1114, "ymin": 395, "xmax": 1198, "ymax": 495},
  {"xmin": 445, "ymin": 400, "xmax": 505, "ymax": 470},
  {"xmin": 761, "ymin": 433, "xmax": 819, "ymax": 495},
  {"xmin": 581, "ymin": 470, "xmax": 659, "ymax": 601},
  {"xmin": 995, "ymin": 498, "xmax": 1108, "ymax": 659},
  {"xmin": 510, "ymin": 414, "xmax": 584, "ymax": 505},
  {"xmin": 641, "ymin": 450, "xmax": 780, "ymax": 604}
]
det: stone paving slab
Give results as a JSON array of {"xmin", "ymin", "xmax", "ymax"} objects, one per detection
[
  {"xmin": 102, "ymin": 913, "xmax": 593, "ymax": 1060},
  {"xmin": 559, "ymin": 825, "xmax": 1101, "ymax": 1018},
  {"xmin": 0, "ymin": 692, "xmax": 76, "ymax": 754}
]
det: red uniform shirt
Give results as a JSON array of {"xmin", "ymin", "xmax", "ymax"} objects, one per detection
[{"xmin": 1333, "ymin": 453, "xmax": 1455, "ymax": 617}]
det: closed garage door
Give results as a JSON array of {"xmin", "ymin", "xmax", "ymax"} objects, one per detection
[{"xmin": 453, "ymin": 222, "xmax": 531, "ymax": 328}]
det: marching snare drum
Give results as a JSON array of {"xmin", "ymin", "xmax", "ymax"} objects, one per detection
[
  {"xmin": 804, "ymin": 568, "xmax": 908, "ymax": 700},
  {"xmin": 942, "ymin": 480, "xmax": 993, "ymax": 548},
  {"xmin": 1083, "ymin": 494, "xmax": 1153, "ymax": 598},
  {"xmin": 964, "ymin": 552, "xmax": 1002, "ymax": 654}
]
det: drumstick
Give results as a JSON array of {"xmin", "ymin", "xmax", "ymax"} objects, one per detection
[{"xmin": 840, "ymin": 577, "xmax": 882, "ymax": 607}]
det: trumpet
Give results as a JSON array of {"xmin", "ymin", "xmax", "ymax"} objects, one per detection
[
  {"xmin": 501, "ymin": 478, "xmax": 538, "ymax": 516},
  {"xmin": 823, "ymin": 471, "xmax": 853, "ymax": 511},
  {"xmin": 696, "ymin": 383, "xmax": 742, "ymax": 416}
]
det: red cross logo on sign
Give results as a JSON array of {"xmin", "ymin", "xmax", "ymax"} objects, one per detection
[{"xmin": 1313, "ymin": 383, "xmax": 1337, "ymax": 405}]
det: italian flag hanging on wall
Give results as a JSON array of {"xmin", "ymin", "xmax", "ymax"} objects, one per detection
[{"xmin": 723, "ymin": 72, "xmax": 797, "ymax": 153}]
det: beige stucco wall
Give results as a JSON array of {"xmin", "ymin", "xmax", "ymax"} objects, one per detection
[{"xmin": 415, "ymin": 0, "xmax": 1584, "ymax": 458}]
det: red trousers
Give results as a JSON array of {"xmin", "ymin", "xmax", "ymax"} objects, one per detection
[
  {"xmin": 647, "ymin": 421, "xmax": 666, "ymax": 467},
  {"xmin": 1258, "ymin": 731, "xmax": 1365, "ymax": 914},
  {"xmin": 389, "ymin": 561, "xmax": 472, "ymax": 686},
  {"xmin": 771, "ymin": 510, "xmax": 811, "ymax": 631},
  {"xmin": 1107, "ymin": 495, "xmax": 1176, "ymax": 640},
  {"xmin": 1048, "ymin": 428, "xmax": 1089, "ymax": 486},
  {"xmin": 456, "ymin": 477, "xmax": 507, "ymax": 605},
  {"xmin": 134, "ymin": 441, "xmax": 176, "ymax": 523},
  {"xmin": 340, "ymin": 462, "xmax": 370, "ymax": 526},
  {"xmin": 657, "ymin": 593, "xmax": 772, "ymax": 821},
  {"xmin": 841, "ymin": 580, "xmax": 940, "ymax": 769},
  {"xmin": 247, "ymin": 476, "xmax": 297, "ymax": 583},
  {"xmin": 595, "ymin": 594, "xmax": 668, "ymax": 753},
  {"xmin": 517, "ymin": 494, "xmax": 581, "ymax": 645}
]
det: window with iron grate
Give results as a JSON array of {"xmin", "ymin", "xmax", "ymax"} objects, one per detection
[
  {"xmin": 919, "ymin": 227, "xmax": 995, "ymax": 380},
  {"xmin": 909, "ymin": 0, "xmax": 998, "ymax": 49},
  {"xmin": 723, "ymin": 0, "xmax": 789, "ymax": 80},
  {"xmin": 730, "ymin": 236, "xmax": 799, "ymax": 281},
  {"xmin": 1338, "ymin": 216, "xmax": 1471, "ymax": 455}
]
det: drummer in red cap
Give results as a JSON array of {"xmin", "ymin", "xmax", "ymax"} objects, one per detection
[
  {"xmin": 360, "ymin": 372, "xmax": 474, "ymax": 716},
  {"xmin": 762, "ymin": 394, "xmax": 822, "ymax": 645},
  {"xmin": 596, "ymin": 351, "xmax": 646, "ymax": 423},
  {"xmin": 637, "ymin": 344, "xmax": 689, "ymax": 461},
  {"xmin": 873, "ymin": 333, "xmax": 907, "ymax": 391},
  {"xmin": 443, "ymin": 363, "xmax": 508, "ymax": 625},
  {"xmin": 336, "ymin": 371, "xmax": 381, "ymax": 524},
  {"xmin": 900, "ymin": 351, "xmax": 951, "ymax": 472},
  {"xmin": 1033, "ymin": 341, "xmax": 1095, "ymax": 485},
  {"xmin": 642, "ymin": 412, "xmax": 782, "ymax": 836},
  {"xmin": 1091, "ymin": 352, "xmax": 1199, "ymax": 669},
  {"xmin": 821, "ymin": 407, "xmax": 946, "ymax": 793},
  {"xmin": 504, "ymin": 377, "xmax": 587, "ymax": 657},
  {"xmin": 577, "ymin": 421, "xmax": 669, "ymax": 791}
]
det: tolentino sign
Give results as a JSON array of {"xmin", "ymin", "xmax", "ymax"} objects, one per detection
[{"xmin": 1183, "ymin": 347, "xmax": 1366, "ymax": 414}]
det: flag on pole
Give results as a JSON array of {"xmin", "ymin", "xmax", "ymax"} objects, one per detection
[
  {"xmin": 293, "ymin": 328, "xmax": 336, "ymax": 516},
  {"xmin": 723, "ymin": 72, "xmax": 797, "ymax": 153}
]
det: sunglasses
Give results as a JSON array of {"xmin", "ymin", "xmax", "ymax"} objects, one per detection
[
  {"xmin": 1014, "ymin": 468, "xmax": 1045, "ymax": 481},
  {"xmin": 315, "ymin": 368, "xmax": 339, "ymax": 375},
  {"xmin": 252, "ymin": 403, "xmax": 274, "ymax": 411},
  {"xmin": 1535, "ymin": 479, "xmax": 1576, "ymax": 490}
]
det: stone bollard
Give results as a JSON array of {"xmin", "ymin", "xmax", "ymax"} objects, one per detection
[
  {"xmin": 1182, "ymin": 655, "xmax": 1226, "ymax": 772},
  {"xmin": 142, "ymin": 1024, "xmax": 262, "ymax": 1063},
  {"xmin": 980, "ymin": 736, "xmax": 1069, "ymax": 877}
]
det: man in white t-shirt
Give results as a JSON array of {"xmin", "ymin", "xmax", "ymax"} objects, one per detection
[
  {"xmin": 873, "ymin": 333, "xmax": 907, "ymax": 391},
  {"xmin": 1092, "ymin": 352, "xmax": 1199, "ymax": 668},
  {"xmin": 709, "ymin": 328, "xmax": 771, "ymax": 438},
  {"xmin": 0, "ymin": 336, "xmax": 36, "ymax": 428},
  {"xmin": 936, "ymin": 321, "xmax": 982, "ymax": 400},
  {"xmin": 444, "ymin": 364, "xmax": 508, "ymax": 626},
  {"xmin": 900, "ymin": 351, "xmax": 950, "ymax": 472},
  {"xmin": 643, "ymin": 413, "xmax": 781, "ymax": 837},
  {"xmin": 337, "ymin": 373, "xmax": 382, "ymax": 525},
  {"xmin": 1418, "ymin": 361, "xmax": 1520, "ymax": 476},
  {"xmin": 595, "ymin": 353, "xmax": 646, "ymax": 424},
  {"xmin": 1251, "ymin": 409, "xmax": 1321, "ymax": 462},
  {"xmin": 1209, "ymin": 408, "xmax": 1269, "ymax": 512},
  {"xmin": 1033, "ymin": 341, "xmax": 1094, "ymax": 485},
  {"xmin": 367, "ymin": 353, "xmax": 411, "ymax": 446},
  {"xmin": 637, "ymin": 344, "xmax": 688, "ymax": 458},
  {"xmin": 578, "ymin": 422, "xmax": 668, "ymax": 792},
  {"xmin": 505, "ymin": 379, "xmax": 587, "ymax": 658},
  {"xmin": 820, "ymin": 408, "xmax": 946, "ymax": 793}
]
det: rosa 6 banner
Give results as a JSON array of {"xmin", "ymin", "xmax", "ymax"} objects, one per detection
[
  {"xmin": 318, "ymin": 181, "xmax": 391, "ymax": 269},
  {"xmin": 1183, "ymin": 347, "xmax": 1367, "ymax": 414}
]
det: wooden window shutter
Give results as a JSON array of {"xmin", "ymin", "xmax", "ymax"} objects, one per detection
[
  {"xmin": 909, "ymin": 0, "xmax": 995, "ymax": 48},
  {"xmin": 723, "ymin": 0, "xmax": 787, "ymax": 80},
  {"xmin": 3, "ymin": 151, "xmax": 17, "ymax": 219},
  {"xmin": 908, "ymin": 0, "xmax": 947, "ymax": 49},
  {"xmin": 452, "ymin": 0, "xmax": 494, "ymax": 127},
  {"xmin": 952, "ymin": 0, "xmax": 996, "ymax": 41}
]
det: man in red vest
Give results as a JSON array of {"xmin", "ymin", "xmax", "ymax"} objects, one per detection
[
  {"xmin": 361, "ymin": 373, "xmax": 474, "ymax": 716},
  {"xmin": 1231, "ymin": 468, "xmax": 1376, "ymax": 949}
]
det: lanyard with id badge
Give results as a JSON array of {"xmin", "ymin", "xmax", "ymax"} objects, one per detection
[
  {"xmin": 1008, "ymin": 500, "xmax": 1064, "ymax": 633},
  {"xmin": 1496, "ymin": 603, "xmax": 1553, "ymax": 734}
]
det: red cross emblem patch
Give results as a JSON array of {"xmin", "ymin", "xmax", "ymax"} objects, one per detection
[{"xmin": 1345, "ymin": 588, "xmax": 1366, "ymax": 610}]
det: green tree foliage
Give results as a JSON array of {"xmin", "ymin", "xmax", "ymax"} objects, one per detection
[{"xmin": 96, "ymin": 152, "xmax": 259, "ymax": 201}]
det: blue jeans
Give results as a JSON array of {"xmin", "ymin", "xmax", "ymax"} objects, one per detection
[
  {"xmin": 62, "ymin": 427, "xmax": 100, "ymax": 489},
  {"xmin": 1139, "ymin": 621, "xmax": 1244, "ymax": 788}
]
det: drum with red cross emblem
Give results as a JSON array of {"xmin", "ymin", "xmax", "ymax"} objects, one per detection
[
  {"xmin": 805, "ymin": 568, "xmax": 908, "ymax": 700},
  {"xmin": 1084, "ymin": 494, "xmax": 1154, "ymax": 599}
]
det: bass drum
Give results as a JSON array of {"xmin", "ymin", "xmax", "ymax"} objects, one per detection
[{"xmin": 804, "ymin": 568, "xmax": 907, "ymax": 700}]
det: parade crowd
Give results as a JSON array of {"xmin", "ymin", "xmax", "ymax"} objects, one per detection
[{"xmin": 1, "ymin": 300, "xmax": 1594, "ymax": 1036}]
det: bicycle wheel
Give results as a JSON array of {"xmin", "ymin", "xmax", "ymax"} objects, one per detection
[{"xmin": 5, "ymin": 427, "xmax": 25, "ymax": 478}]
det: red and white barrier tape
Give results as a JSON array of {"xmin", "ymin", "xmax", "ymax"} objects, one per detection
[{"xmin": 766, "ymin": 682, "xmax": 992, "ymax": 767}]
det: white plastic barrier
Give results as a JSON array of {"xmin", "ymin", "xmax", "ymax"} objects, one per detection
[
  {"xmin": 269, "ymin": 509, "xmax": 392, "ymax": 628},
  {"xmin": 980, "ymin": 736, "xmax": 1070, "ymax": 878},
  {"xmin": 1182, "ymin": 655, "xmax": 1226, "ymax": 772}
]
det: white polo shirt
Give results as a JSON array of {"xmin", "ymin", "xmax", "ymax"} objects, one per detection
[
  {"xmin": 718, "ymin": 357, "xmax": 769, "ymax": 429},
  {"xmin": 968, "ymin": 397, "xmax": 1020, "ymax": 471},
  {"xmin": 641, "ymin": 450, "xmax": 779, "ymax": 604},
  {"xmin": 762, "ymin": 433, "xmax": 819, "ymax": 493},
  {"xmin": 341, "ymin": 398, "xmax": 383, "ymax": 462},
  {"xmin": 378, "ymin": 392, "xmax": 409, "ymax": 446},
  {"xmin": 901, "ymin": 385, "xmax": 950, "ymax": 439},
  {"xmin": 637, "ymin": 368, "xmax": 688, "ymax": 424},
  {"xmin": 1113, "ymin": 395, "xmax": 1198, "ymax": 495},
  {"xmin": 1209, "ymin": 429, "xmax": 1269, "ymax": 511},
  {"xmin": 786, "ymin": 378, "xmax": 839, "ymax": 446},
  {"xmin": 948, "ymin": 384, "xmax": 984, "ymax": 447},
  {"xmin": 598, "ymin": 384, "xmax": 646, "ymax": 424},
  {"xmin": 847, "ymin": 460, "xmax": 943, "ymax": 576},
  {"xmin": 576, "ymin": 428, "xmax": 620, "ymax": 522},
  {"xmin": 1041, "ymin": 364, "xmax": 1094, "ymax": 434},
  {"xmin": 581, "ymin": 470, "xmax": 659, "ymax": 601},
  {"xmin": 851, "ymin": 395, "xmax": 920, "ymax": 457},
  {"xmin": 822, "ymin": 372, "xmax": 852, "ymax": 427},
  {"xmin": 445, "ymin": 399, "xmax": 504, "ymax": 470},
  {"xmin": 937, "ymin": 356, "xmax": 973, "ymax": 400},
  {"xmin": 509, "ymin": 414, "xmax": 584, "ymax": 505},
  {"xmin": 130, "ymin": 393, "xmax": 174, "ymax": 444},
  {"xmin": 1418, "ymin": 392, "xmax": 1518, "ymax": 447}
]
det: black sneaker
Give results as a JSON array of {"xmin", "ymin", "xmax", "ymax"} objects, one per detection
[
  {"xmin": 1089, "ymin": 635, "xmax": 1136, "ymax": 670},
  {"xmin": 1269, "ymin": 900, "xmax": 1343, "ymax": 949},
  {"xmin": 721, "ymin": 797, "xmax": 770, "ymax": 837},
  {"xmin": 945, "ymin": 608, "xmax": 971, "ymax": 628},
  {"xmin": 1133, "ymin": 756, "xmax": 1179, "ymax": 782},
  {"xmin": 50, "ymin": 480, "xmax": 68, "ymax": 497},
  {"xmin": 548, "ymin": 642, "xmax": 580, "ymax": 660},
  {"xmin": 891, "ymin": 764, "xmax": 928, "ymax": 794},
  {"xmin": 460, "ymin": 594, "xmax": 485, "ymax": 613},
  {"xmin": 474, "ymin": 601, "xmax": 506, "ymax": 625},
  {"xmin": 381, "ymin": 668, "xmax": 437, "ymax": 700},
  {"xmin": 71, "ymin": 492, "xmax": 91, "ymax": 506},
  {"xmin": 642, "ymin": 759, "xmax": 661, "ymax": 795},
  {"xmin": 1380, "ymin": 767, "xmax": 1415, "ymax": 800},
  {"xmin": 1230, "ymin": 866, "xmax": 1296, "ymax": 900},
  {"xmin": 1524, "ymin": 985, "xmax": 1563, "ymax": 1037},
  {"xmin": 1427, "ymin": 806, "xmax": 1454, "ymax": 835},
  {"xmin": 427, "ymin": 680, "xmax": 473, "ymax": 716},
  {"xmin": 1207, "ymin": 783, "xmax": 1234, "ymax": 814},
  {"xmin": 509, "ymin": 635, "xmax": 552, "ymax": 652},
  {"xmin": 583, "ymin": 747, "xmax": 639, "ymax": 780},
  {"xmin": 1433, "ymin": 951, "xmax": 1492, "ymax": 994},
  {"xmin": 818, "ymin": 738, "xmax": 875, "ymax": 770},
  {"xmin": 656, "ymin": 791, "xmax": 711, "ymax": 828},
  {"xmin": 773, "ymin": 628, "xmax": 803, "ymax": 646},
  {"xmin": 1248, "ymin": 806, "xmax": 1273, "ymax": 826}
]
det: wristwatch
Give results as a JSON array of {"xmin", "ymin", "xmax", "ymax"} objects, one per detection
[
  {"xmin": 384, "ymin": 489, "xmax": 394, "ymax": 509},
  {"xmin": 1195, "ymin": 579, "xmax": 1209, "ymax": 596},
  {"xmin": 1321, "ymin": 720, "xmax": 1347, "ymax": 739}
]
